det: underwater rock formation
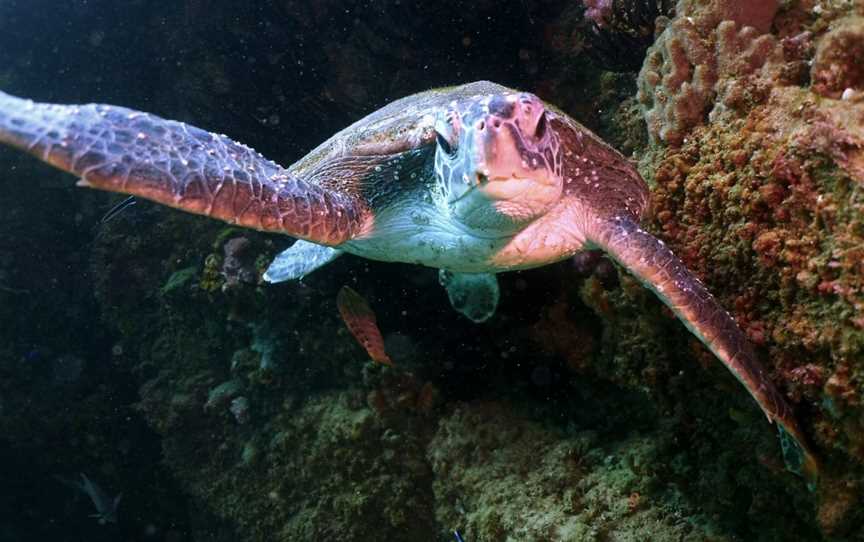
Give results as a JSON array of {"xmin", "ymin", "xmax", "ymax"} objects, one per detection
[
  {"xmin": 139, "ymin": 374, "xmax": 440, "ymax": 540},
  {"xmin": 429, "ymin": 400, "xmax": 718, "ymax": 541},
  {"xmin": 626, "ymin": 0, "xmax": 864, "ymax": 535}
]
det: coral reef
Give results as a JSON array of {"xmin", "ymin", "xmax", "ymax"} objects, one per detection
[
  {"xmin": 429, "ymin": 400, "xmax": 712, "ymax": 541},
  {"xmin": 637, "ymin": 0, "xmax": 781, "ymax": 145},
  {"xmin": 138, "ymin": 373, "xmax": 440, "ymax": 540},
  {"xmin": 629, "ymin": 0, "xmax": 864, "ymax": 536}
]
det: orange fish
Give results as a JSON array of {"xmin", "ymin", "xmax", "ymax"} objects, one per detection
[{"xmin": 337, "ymin": 285, "xmax": 392, "ymax": 365}]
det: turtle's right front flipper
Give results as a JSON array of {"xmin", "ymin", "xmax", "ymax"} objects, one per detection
[
  {"xmin": 589, "ymin": 215, "xmax": 819, "ymax": 485},
  {"xmin": 0, "ymin": 91, "xmax": 368, "ymax": 246}
]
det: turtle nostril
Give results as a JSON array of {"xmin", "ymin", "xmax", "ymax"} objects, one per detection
[
  {"xmin": 477, "ymin": 120, "xmax": 485, "ymax": 131},
  {"xmin": 493, "ymin": 119, "xmax": 501, "ymax": 128}
]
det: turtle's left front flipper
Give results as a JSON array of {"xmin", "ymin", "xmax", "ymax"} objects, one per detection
[
  {"xmin": 589, "ymin": 215, "xmax": 819, "ymax": 485},
  {"xmin": 0, "ymin": 91, "xmax": 367, "ymax": 245},
  {"xmin": 264, "ymin": 240, "xmax": 343, "ymax": 283}
]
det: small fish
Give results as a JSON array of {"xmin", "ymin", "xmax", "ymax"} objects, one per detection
[
  {"xmin": 336, "ymin": 285, "xmax": 392, "ymax": 365},
  {"xmin": 99, "ymin": 195, "xmax": 136, "ymax": 223},
  {"xmin": 0, "ymin": 283, "xmax": 29, "ymax": 295},
  {"xmin": 454, "ymin": 531, "xmax": 465, "ymax": 542},
  {"xmin": 57, "ymin": 472, "xmax": 122, "ymax": 525}
]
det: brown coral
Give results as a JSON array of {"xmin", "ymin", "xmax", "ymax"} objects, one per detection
[
  {"xmin": 637, "ymin": 0, "xmax": 781, "ymax": 145},
  {"xmin": 637, "ymin": 15, "xmax": 717, "ymax": 146}
]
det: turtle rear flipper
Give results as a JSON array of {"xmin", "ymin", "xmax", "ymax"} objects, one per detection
[
  {"xmin": 0, "ymin": 91, "xmax": 368, "ymax": 246},
  {"xmin": 589, "ymin": 215, "xmax": 819, "ymax": 485},
  {"xmin": 438, "ymin": 270, "xmax": 499, "ymax": 323}
]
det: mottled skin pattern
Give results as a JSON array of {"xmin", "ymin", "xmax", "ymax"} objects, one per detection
[
  {"xmin": 0, "ymin": 81, "xmax": 816, "ymax": 482},
  {"xmin": 0, "ymin": 94, "xmax": 367, "ymax": 245}
]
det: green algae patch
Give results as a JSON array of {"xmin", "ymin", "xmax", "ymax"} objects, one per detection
[
  {"xmin": 212, "ymin": 226, "xmax": 243, "ymax": 250},
  {"xmin": 160, "ymin": 265, "xmax": 199, "ymax": 295}
]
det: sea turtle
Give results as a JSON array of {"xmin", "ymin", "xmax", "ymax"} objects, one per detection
[{"xmin": 0, "ymin": 81, "xmax": 817, "ymax": 482}]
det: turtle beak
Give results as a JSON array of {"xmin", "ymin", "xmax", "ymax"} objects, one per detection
[
  {"xmin": 471, "ymin": 92, "xmax": 553, "ymax": 182},
  {"xmin": 441, "ymin": 92, "xmax": 563, "ymax": 232}
]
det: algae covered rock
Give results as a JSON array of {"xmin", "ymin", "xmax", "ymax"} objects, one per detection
[
  {"xmin": 630, "ymin": 0, "xmax": 864, "ymax": 535},
  {"xmin": 427, "ymin": 399, "xmax": 796, "ymax": 542},
  {"xmin": 431, "ymin": 402, "xmax": 638, "ymax": 540},
  {"xmin": 140, "ymin": 386, "xmax": 438, "ymax": 541}
]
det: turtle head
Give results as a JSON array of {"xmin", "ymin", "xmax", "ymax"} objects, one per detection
[{"xmin": 433, "ymin": 92, "xmax": 563, "ymax": 234}]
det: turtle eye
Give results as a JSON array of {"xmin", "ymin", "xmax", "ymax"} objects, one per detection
[
  {"xmin": 436, "ymin": 131, "xmax": 456, "ymax": 156},
  {"xmin": 534, "ymin": 111, "xmax": 547, "ymax": 139}
]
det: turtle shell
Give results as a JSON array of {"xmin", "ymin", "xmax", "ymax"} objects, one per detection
[
  {"xmin": 290, "ymin": 81, "xmax": 649, "ymax": 224},
  {"xmin": 288, "ymin": 81, "xmax": 511, "ymax": 182}
]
